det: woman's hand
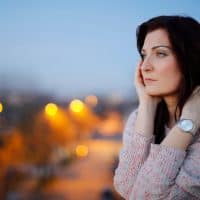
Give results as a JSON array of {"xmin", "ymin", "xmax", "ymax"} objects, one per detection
[
  {"xmin": 134, "ymin": 60, "xmax": 161, "ymax": 109},
  {"xmin": 133, "ymin": 61, "xmax": 161, "ymax": 137},
  {"xmin": 181, "ymin": 86, "xmax": 200, "ymax": 127}
]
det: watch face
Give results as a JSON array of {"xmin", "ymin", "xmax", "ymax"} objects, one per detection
[{"xmin": 180, "ymin": 119, "xmax": 194, "ymax": 132}]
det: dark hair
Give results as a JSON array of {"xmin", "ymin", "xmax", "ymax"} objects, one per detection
[{"xmin": 136, "ymin": 15, "xmax": 200, "ymax": 144}]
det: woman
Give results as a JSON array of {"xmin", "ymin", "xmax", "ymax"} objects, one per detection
[{"xmin": 114, "ymin": 15, "xmax": 200, "ymax": 199}]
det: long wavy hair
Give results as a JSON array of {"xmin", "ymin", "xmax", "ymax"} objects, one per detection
[{"xmin": 136, "ymin": 15, "xmax": 200, "ymax": 144}]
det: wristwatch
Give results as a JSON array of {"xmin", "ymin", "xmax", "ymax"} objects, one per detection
[{"xmin": 176, "ymin": 119, "xmax": 198, "ymax": 136}]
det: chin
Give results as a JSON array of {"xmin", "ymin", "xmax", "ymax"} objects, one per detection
[
  {"xmin": 145, "ymin": 86, "xmax": 163, "ymax": 96},
  {"xmin": 145, "ymin": 86, "xmax": 179, "ymax": 97}
]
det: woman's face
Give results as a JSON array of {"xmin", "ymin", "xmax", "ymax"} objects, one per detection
[{"xmin": 140, "ymin": 28, "xmax": 182, "ymax": 97}]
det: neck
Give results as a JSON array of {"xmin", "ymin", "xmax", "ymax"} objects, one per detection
[{"xmin": 163, "ymin": 95, "xmax": 180, "ymax": 129}]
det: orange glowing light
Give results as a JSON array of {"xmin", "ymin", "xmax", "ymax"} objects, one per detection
[
  {"xmin": 75, "ymin": 145, "xmax": 88, "ymax": 157},
  {"xmin": 69, "ymin": 99, "xmax": 84, "ymax": 113},
  {"xmin": 0, "ymin": 103, "xmax": 3, "ymax": 113},
  {"xmin": 45, "ymin": 103, "xmax": 58, "ymax": 116},
  {"xmin": 85, "ymin": 95, "xmax": 98, "ymax": 107},
  {"xmin": 97, "ymin": 111, "xmax": 123, "ymax": 135}
]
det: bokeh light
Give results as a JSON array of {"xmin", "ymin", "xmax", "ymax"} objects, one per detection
[
  {"xmin": 69, "ymin": 99, "xmax": 84, "ymax": 113},
  {"xmin": 45, "ymin": 103, "xmax": 58, "ymax": 116},
  {"xmin": 75, "ymin": 145, "xmax": 89, "ymax": 157},
  {"xmin": 84, "ymin": 95, "xmax": 98, "ymax": 107},
  {"xmin": 0, "ymin": 102, "xmax": 3, "ymax": 113}
]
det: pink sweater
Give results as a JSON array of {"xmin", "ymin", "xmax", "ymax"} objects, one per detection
[{"xmin": 114, "ymin": 109, "xmax": 200, "ymax": 199}]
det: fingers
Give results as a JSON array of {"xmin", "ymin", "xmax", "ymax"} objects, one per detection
[
  {"xmin": 187, "ymin": 86, "xmax": 200, "ymax": 102},
  {"xmin": 134, "ymin": 60, "xmax": 144, "ymax": 86},
  {"xmin": 190, "ymin": 85, "xmax": 200, "ymax": 98},
  {"xmin": 193, "ymin": 85, "xmax": 200, "ymax": 94}
]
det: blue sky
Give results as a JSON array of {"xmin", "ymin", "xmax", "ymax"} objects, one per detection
[{"xmin": 0, "ymin": 0, "xmax": 199, "ymax": 99}]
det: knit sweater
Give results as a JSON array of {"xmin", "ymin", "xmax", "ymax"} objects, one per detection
[{"xmin": 114, "ymin": 108, "xmax": 200, "ymax": 199}]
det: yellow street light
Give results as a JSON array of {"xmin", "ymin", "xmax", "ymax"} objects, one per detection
[
  {"xmin": 0, "ymin": 102, "xmax": 3, "ymax": 113},
  {"xmin": 69, "ymin": 99, "xmax": 84, "ymax": 113},
  {"xmin": 45, "ymin": 103, "xmax": 58, "ymax": 116}
]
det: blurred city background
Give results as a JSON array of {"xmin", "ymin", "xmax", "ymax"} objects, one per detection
[{"xmin": 0, "ymin": 1, "xmax": 199, "ymax": 200}]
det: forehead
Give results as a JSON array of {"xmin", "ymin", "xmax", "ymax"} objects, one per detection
[{"xmin": 142, "ymin": 29, "xmax": 171, "ymax": 49}]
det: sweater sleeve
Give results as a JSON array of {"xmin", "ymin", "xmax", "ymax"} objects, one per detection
[
  {"xmin": 129, "ymin": 132, "xmax": 200, "ymax": 199},
  {"xmin": 113, "ymin": 108, "xmax": 155, "ymax": 199}
]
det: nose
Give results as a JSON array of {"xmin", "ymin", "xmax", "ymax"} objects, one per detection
[{"xmin": 140, "ymin": 56, "xmax": 153, "ymax": 71}]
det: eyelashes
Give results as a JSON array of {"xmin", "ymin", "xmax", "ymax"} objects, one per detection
[
  {"xmin": 140, "ymin": 52, "xmax": 168, "ymax": 60},
  {"xmin": 156, "ymin": 52, "xmax": 167, "ymax": 57}
]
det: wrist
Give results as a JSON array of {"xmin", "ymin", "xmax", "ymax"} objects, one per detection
[
  {"xmin": 134, "ymin": 105, "xmax": 156, "ymax": 138},
  {"xmin": 181, "ymin": 111, "xmax": 200, "ymax": 128},
  {"xmin": 176, "ymin": 118, "xmax": 199, "ymax": 137},
  {"xmin": 139, "ymin": 101, "xmax": 158, "ymax": 114}
]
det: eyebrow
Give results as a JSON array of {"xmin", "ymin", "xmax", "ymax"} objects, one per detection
[{"xmin": 141, "ymin": 45, "xmax": 172, "ymax": 52}]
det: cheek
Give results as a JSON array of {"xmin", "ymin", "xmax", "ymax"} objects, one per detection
[
  {"xmin": 158, "ymin": 63, "xmax": 182, "ymax": 91},
  {"xmin": 145, "ymin": 62, "xmax": 182, "ymax": 96}
]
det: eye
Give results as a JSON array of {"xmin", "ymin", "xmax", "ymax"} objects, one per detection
[{"xmin": 156, "ymin": 52, "xmax": 167, "ymax": 57}]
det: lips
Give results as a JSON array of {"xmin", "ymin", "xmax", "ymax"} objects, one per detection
[
  {"xmin": 144, "ymin": 78, "xmax": 157, "ymax": 85},
  {"xmin": 144, "ymin": 78, "xmax": 157, "ymax": 81}
]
